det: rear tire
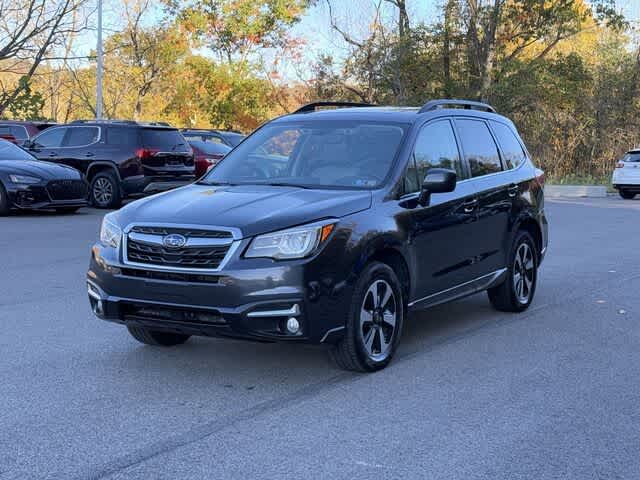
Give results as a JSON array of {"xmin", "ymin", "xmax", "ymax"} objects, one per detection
[
  {"xmin": 329, "ymin": 262, "xmax": 404, "ymax": 372},
  {"xmin": 0, "ymin": 183, "xmax": 9, "ymax": 216},
  {"xmin": 90, "ymin": 170, "xmax": 122, "ymax": 209},
  {"xmin": 127, "ymin": 326, "xmax": 191, "ymax": 346},
  {"xmin": 619, "ymin": 189, "xmax": 636, "ymax": 200},
  {"xmin": 488, "ymin": 230, "xmax": 538, "ymax": 312}
]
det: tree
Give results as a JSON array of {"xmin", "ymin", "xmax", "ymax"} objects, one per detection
[
  {"xmin": 170, "ymin": 0, "xmax": 315, "ymax": 63},
  {"xmin": 0, "ymin": 0, "xmax": 89, "ymax": 115}
]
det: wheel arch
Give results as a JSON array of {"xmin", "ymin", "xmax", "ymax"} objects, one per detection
[
  {"xmin": 86, "ymin": 162, "xmax": 121, "ymax": 182},
  {"xmin": 355, "ymin": 235, "xmax": 412, "ymax": 305},
  {"xmin": 515, "ymin": 216, "xmax": 543, "ymax": 258}
]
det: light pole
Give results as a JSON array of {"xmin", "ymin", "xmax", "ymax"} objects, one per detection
[{"xmin": 96, "ymin": 0, "xmax": 103, "ymax": 119}]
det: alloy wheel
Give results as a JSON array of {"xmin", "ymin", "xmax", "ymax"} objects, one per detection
[
  {"xmin": 93, "ymin": 178, "xmax": 113, "ymax": 206},
  {"xmin": 513, "ymin": 242, "xmax": 534, "ymax": 304},
  {"xmin": 360, "ymin": 279, "xmax": 397, "ymax": 361}
]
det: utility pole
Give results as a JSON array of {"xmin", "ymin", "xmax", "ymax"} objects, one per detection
[{"xmin": 96, "ymin": 0, "xmax": 103, "ymax": 119}]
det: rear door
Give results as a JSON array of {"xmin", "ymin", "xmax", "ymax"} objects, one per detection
[
  {"xmin": 454, "ymin": 118, "xmax": 511, "ymax": 279},
  {"xmin": 398, "ymin": 118, "xmax": 480, "ymax": 299},
  {"xmin": 140, "ymin": 128, "xmax": 194, "ymax": 178}
]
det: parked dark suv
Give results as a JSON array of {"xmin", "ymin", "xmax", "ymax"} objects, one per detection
[
  {"xmin": 25, "ymin": 120, "xmax": 194, "ymax": 209},
  {"xmin": 87, "ymin": 100, "xmax": 548, "ymax": 372}
]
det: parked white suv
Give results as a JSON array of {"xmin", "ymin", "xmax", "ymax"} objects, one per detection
[{"xmin": 612, "ymin": 149, "xmax": 640, "ymax": 199}]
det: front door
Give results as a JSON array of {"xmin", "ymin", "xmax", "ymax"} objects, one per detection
[{"xmin": 28, "ymin": 126, "xmax": 68, "ymax": 163}]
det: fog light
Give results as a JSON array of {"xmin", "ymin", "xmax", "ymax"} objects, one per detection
[
  {"xmin": 93, "ymin": 299, "xmax": 104, "ymax": 316},
  {"xmin": 286, "ymin": 317, "xmax": 300, "ymax": 334}
]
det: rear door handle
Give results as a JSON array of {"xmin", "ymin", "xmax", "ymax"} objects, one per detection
[
  {"xmin": 508, "ymin": 184, "xmax": 519, "ymax": 197},
  {"xmin": 463, "ymin": 199, "xmax": 478, "ymax": 213},
  {"xmin": 48, "ymin": 152, "xmax": 57, "ymax": 157},
  {"xmin": 85, "ymin": 152, "xmax": 95, "ymax": 157}
]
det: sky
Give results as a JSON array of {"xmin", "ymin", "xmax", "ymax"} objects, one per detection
[{"xmin": 80, "ymin": 0, "xmax": 640, "ymax": 83}]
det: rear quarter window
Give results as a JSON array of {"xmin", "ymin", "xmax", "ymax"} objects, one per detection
[
  {"xmin": 491, "ymin": 121, "xmax": 527, "ymax": 169},
  {"xmin": 107, "ymin": 127, "xmax": 139, "ymax": 146}
]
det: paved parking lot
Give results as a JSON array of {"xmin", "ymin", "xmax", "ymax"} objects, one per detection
[{"xmin": 1, "ymin": 196, "xmax": 640, "ymax": 480}]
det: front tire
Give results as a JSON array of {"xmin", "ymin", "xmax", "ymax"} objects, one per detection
[
  {"xmin": 488, "ymin": 230, "xmax": 538, "ymax": 312},
  {"xmin": 0, "ymin": 183, "xmax": 10, "ymax": 216},
  {"xmin": 90, "ymin": 171, "xmax": 122, "ymax": 209},
  {"xmin": 329, "ymin": 262, "xmax": 404, "ymax": 372},
  {"xmin": 127, "ymin": 326, "xmax": 191, "ymax": 346},
  {"xmin": 619, "ymin": 189, "xmax": 636, "ymax": 200}
]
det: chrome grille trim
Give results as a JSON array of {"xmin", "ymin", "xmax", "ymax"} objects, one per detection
[{"xmin": 122, "ymin": 223, "xmax": 242, "ymax": 273}]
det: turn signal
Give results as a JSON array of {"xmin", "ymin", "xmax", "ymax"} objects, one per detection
[
  {"xmin": 616, "ymin": 162, "xmax": 625, "ymax": 168},
  {"xmin": 320, "ymin": 224, "xmax": 335, "ymax": 243}
]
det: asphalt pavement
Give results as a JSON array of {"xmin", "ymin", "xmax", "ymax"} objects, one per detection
[{"xmin": 1, "ymin": 196, "xmax": 639, "ymax": 480}]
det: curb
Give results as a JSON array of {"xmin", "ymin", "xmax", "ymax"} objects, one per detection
[{"xmin": 544, "ymin": 185, "xmax": 608, "ymax": 198}]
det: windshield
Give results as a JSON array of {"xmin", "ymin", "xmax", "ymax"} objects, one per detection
[
  {"xmin": 200, "ymin": 120, "xmax": 408, "ymax": 189},
  {"xmin": 622, "ymin": 152, "xmax": 640, "ymax": 162},
  {"xmin": 0, "ymin": 139, "xmax": 36, "ymax": 160}
]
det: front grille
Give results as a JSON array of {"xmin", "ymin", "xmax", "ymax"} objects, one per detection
[
  {"xmin": 130, "ymin": 226, "xmax": 232, "ymax": 239},
  {"xmin": 47, "ymin": 180, "xmax": 87, "ymax": 201},
  {"xmin": 124, "ymin": 225, "xmax": 235, "ymax": 271},
  {"xmin": 121, "ymin": 302, "xmax": 226, "ymax": 326}
]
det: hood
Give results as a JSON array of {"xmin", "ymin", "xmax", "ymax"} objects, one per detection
[
  {"xmin": 0, "ymin": 159, "xmax": 81, "ymax": 180},
  {"xmin": 118, "ymin": 183, "xmax": 372, "ymax": 237}
]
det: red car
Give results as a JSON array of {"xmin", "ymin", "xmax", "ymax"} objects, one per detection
[
  {"xmin": 0, "ymin": 121, "xmax": 56, "ymax": 145},
  {"xmin": 189, "ymin": 140, "xmax": 231, "ymax": 177}
]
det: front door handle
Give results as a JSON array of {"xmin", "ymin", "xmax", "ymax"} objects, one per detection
[
  {"xmin": 508, "ymin": 184, "xmax": 519, "ymax": 198},
  {"xmin": 463, "ymin": 199, "xmax": 478, "ymax": 213},
  {"xmin": 85, "ymin": 152, "xmax": 95, "ymax": 157},
  {"xmin": 48, "ymin": 152, "xmax": 57, "ymax": 157}
]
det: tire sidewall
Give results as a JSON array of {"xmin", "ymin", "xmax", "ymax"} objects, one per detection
[
  {"xmin": 0, "ymin": 182, "xmax": 9, "ymax": 215},
  {"xmin": 507, "ymin": 231, "xmax": 538, "ymax": 310},
  {"xmin": 90, "ymin": 171, "xmax": 120, "ymax": 209},
  {"xmin": 349, "ymin": 262, "xmax": 404, "ymax": 371}
]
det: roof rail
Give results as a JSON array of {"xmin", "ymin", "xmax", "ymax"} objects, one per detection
[
  {"xmin": 70, "ymin": 119, "xmax": 138, "ymax": 125},
  {"xmin": 293, "ymin": 101, "xmax": 375, "ymax": 114},
  {"xmin": 419, "ymin": 99, "xmax": 496, "ymax": 114}
]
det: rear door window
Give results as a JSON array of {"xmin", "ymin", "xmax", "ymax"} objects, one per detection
[
  {"xmin": 64, "ymin": 127, "xmax": 100, "ymax": 147},
  {"xmin": 456, "ymin": 119, "xmax": 502, "ymax": 177},
  {"xmin": 491, "ymin": 121, "xmax": 526, "ymax": 169},
  {"xmin": 33, "ymin": 127, "xmax": 67, "ymax": 148}
]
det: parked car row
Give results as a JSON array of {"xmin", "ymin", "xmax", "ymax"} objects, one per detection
[{"xmin": 0, "ymin": 119, "xmax": 244, "ymax": 214}]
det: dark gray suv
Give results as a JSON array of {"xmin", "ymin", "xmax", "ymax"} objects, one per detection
[{"xmin": 88, "ymin": 100, "xmax": 548, "ymax": 372}]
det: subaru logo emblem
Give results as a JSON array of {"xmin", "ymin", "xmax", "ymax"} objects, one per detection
[{"xmin": 163, "ymin": 234, "xmax": 187, "ymax": 249}]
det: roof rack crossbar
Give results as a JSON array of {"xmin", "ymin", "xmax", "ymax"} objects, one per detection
[
  {"xmin": 293, "ymin": 101, "xmax": 375, "ymax": 114},
  {"xmin": 419, "ymin": 99, "xmax": 496, "ymax": 114}
]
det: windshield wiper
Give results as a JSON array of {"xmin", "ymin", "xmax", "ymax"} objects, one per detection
[
  {"xmin": 197, "ymin": 180, "xmax": 236, "ymax": 186},
  {"xmin": 256, "ymin": 182, "xmax": 311, "ymax": 189}
]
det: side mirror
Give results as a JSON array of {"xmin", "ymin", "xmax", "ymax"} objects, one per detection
[
  {"xmin": 418, "ymin": 168, "xmax": 456, "ymax": 206},
  {"xmin": 22, "ymin": 139, "xmax": 33, "ymax": 149}
]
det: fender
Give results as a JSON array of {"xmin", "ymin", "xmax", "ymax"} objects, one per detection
[{"xmin": 86, "ymin": 161, "xmax": 121, "ymax": 181}]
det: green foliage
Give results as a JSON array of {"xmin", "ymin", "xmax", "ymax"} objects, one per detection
[
  {"xmin": 1, "ymin": 77, "xmax": 44, "ymax": 120},
  {"xmin": 171, "ymin": 0, "xmax": 313, "ymax": 61}
]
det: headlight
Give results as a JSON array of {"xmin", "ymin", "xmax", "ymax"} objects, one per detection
[
  {"xmin": 9, "ymin": 174, "xmax": 41, "ymax": 184},
  {"xmin": 245, "ymin": 221, "xmax": 336, "ymax": 260},
  {"xmin": 100, "ymin": 213, "xmax": 122, "ymax": 248}
]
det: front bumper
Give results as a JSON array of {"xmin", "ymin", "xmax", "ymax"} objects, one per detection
[
  {"xmin": 6, "ymin": 181, "xmax": 87, "ymax": 210},
  {"xmin": 87, "ymin": 241, "xmax": 352, "ymax": 344}
]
